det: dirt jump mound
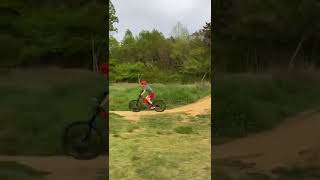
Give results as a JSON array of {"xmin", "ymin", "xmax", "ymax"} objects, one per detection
[{"xmin": 110, "ymin": 96, "xmax": 211, "ymax": 120}]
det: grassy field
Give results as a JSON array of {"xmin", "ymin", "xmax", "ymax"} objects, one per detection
[
  {"xmin": 0, "ymin": 161, "xmax": 48, "ymax": 180},
  {"xmin": 0, "ymin": 68, "xmax": 106, "ymax": 155},
  {"xmin": 109, "ymin": 113, "xmax": 211, "ymax": 180},
  {"xmin": 109, "ymin": 82, "xmax": 211, "ymax": 111},
  {"xmin": 214, "ymin": 71, "xmax": 320, "ymax": 144}
]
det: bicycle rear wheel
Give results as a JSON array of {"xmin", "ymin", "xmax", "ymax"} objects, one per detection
[{"xmin": 62, "ymin": 121, "xmax": 103, "ymax": 160}]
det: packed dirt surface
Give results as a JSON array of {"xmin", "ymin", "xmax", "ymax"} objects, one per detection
[
  {"xmin": 214, "ymin": 109, "xmax": 320, "ymax": 174},
  {"xmin": 110, "ymin": 96, "xmax": 211, "ymax": 120},
  {"xmin": 0, "ymin": 155, "xmax": 107, "ymax": 180}
]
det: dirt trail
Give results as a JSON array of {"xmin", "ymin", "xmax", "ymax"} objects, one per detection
[
  {"xmin": 214, "ymin": 109, "xmax": 320, "ymax": 173},
  {"xmin": 110, "ymin": 96, "xmax": 211, "ymax": 120},
  {"xmin": 0, "ymin": 155, "xmax": 107, "ymax": 180}
]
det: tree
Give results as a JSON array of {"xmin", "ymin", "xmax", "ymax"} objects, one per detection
[
  {"xmin": 118, "ymin": 29, "xmax": 137, "ymax": 63},
  {"xmin": 192, "ymin": 22, "xmax": 211, "ymax": 47},
  {"xmin": 109, "ymin": 35, "xmax": 120, "ymax": 59},
  {"xmin": 134, "ymin": 30, "xmax": 166, "ymax": 66},
  {"xmin": 169, "ymin": 38, "xmax": 189, "ymax": 69},
  {"xmin": 122, "ymin": 29, "xmax": 135, "ymax": 46},
  {"xmin": 109, "ymin": 0, "xmax": 118, "ymax": 32},
  {"xmin": 182, "ymin": 36, "xmax": 211, "ymax": 79},
  {"xmin": 171, "ymin": 22, "xmax": 189, "ymax": 40}
]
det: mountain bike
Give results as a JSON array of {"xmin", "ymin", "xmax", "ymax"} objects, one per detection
[
  {"xmin": 62, "ymin": 92, "xmax": 108, "ymax": 160},
  {"xmin": 128, "ymin": 94, "xmax": 166, "ymax": 112}
]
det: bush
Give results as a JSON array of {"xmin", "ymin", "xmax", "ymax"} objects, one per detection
[
  {"xmin": 109, "ymin": 61, "xmax": 210, "ymax": 84},
  {"xmin": 110, "ymin": 62, "xmax": 145, "ymax": 82}
]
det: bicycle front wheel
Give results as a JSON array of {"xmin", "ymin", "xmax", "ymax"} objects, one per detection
[
  {"xmin": 153, "ymin": 100, "xmax": 166, "ymax": 112},
  {"xmin": 129, "ymin": 100, "xmax": 142, "ymax": 112},
  {"xmin": 62, "ymin": 121, "xmax": 103, "ymax": 160}
]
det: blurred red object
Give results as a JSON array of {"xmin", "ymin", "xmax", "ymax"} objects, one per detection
[
  {"xmin": 100, "ymin": 63, "xmax": 108, "ymax": 75},
  {"xmin": 100, "ymin": 111, "xmax": 108, "ymax": 119}
]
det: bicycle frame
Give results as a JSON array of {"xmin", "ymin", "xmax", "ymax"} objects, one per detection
[
  {"xmin": 82, "ymin": 108, "xmax": 99, "ymax": 141},
  {"xmin": 138, "ymin": 95, "xmax": 151, "ymax": 107},
  {"xmin": 82, "ymin": 94, "xmax": 107, "ymax": 143}
]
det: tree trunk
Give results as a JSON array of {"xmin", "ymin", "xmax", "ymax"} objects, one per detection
[
  {"xmin": 289, "ymin": 35, "xmax": 306, "ymax": 70},
  {"xmin": 201, "ymin": 72, "xmax": 208, "ymax": 83}
]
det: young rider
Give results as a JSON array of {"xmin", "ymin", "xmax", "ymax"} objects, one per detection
[{"xmin": 139, "ymin": 80, "xmax": 156, "ymax": 109}]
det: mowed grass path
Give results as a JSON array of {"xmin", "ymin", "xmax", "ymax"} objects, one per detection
[
  {"xmin": 0, "ymin": 68, "xmax": 106, "ymax": 155},
  {"xmin": 109, "ymin": 113, "xmax": 211, "ymax": 180},
  {"xmin": 109, "ymin": 83, "xmax": 211, "ymax": 111}
]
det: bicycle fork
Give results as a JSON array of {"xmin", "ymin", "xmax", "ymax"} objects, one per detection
[{"xmin": 82, "ymin": 115, "xmax": 96, "ymax": 142}]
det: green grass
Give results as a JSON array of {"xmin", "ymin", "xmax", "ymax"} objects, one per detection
[
  {"xmin": 0, "ymin": 161, "xmax": 48, "ymax": 180},
  {"xmin": 214, "ymin": 72, "xmax": 320, "ymax": 143},
  {"xmin": 109, "ymin": 113, "xmax": 211, "ymax": 180},
  {"xmin": 174, "ymin": 126, "xmax": 193, "ymax": 134},
  {"xmin": 109, "ymin": 82, "xmax": 211, "ymax": 111},
  {"xmin": 0, "ymin": 68, "xmax": 106, "ymax": 155}
]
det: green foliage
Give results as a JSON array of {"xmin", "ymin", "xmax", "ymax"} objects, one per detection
[
  {"xmin": 109, "ymin": 0, "xmax": 118, "ymax": 32},
  {"xmin": 140, "ymin": 66, "xmax": 184, "ymax": 83},
  {"xmin": 182, "ymin": 45, "xmax": 210, "ymax": 76},
  {"xmin": 110, "ymin": 62, "xmax": 145, "ymax": 82},
  {"xmin": 110, "ymin": 21, "xmax": 211, "ymax": 83},
  {"xmin": 1, "ymin": 2, "xmax": 106, "ymax": 68},
  {"xmin": 169, "ymin": 38, "xmax": 189, "ymax": 69},
  {"xmin": 213, "ymin": 0, "xmax": 320, "ymax": 72},
  {"xmin": 122, "ymin": 29, "xmax": 135, "ymax": 46}
]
